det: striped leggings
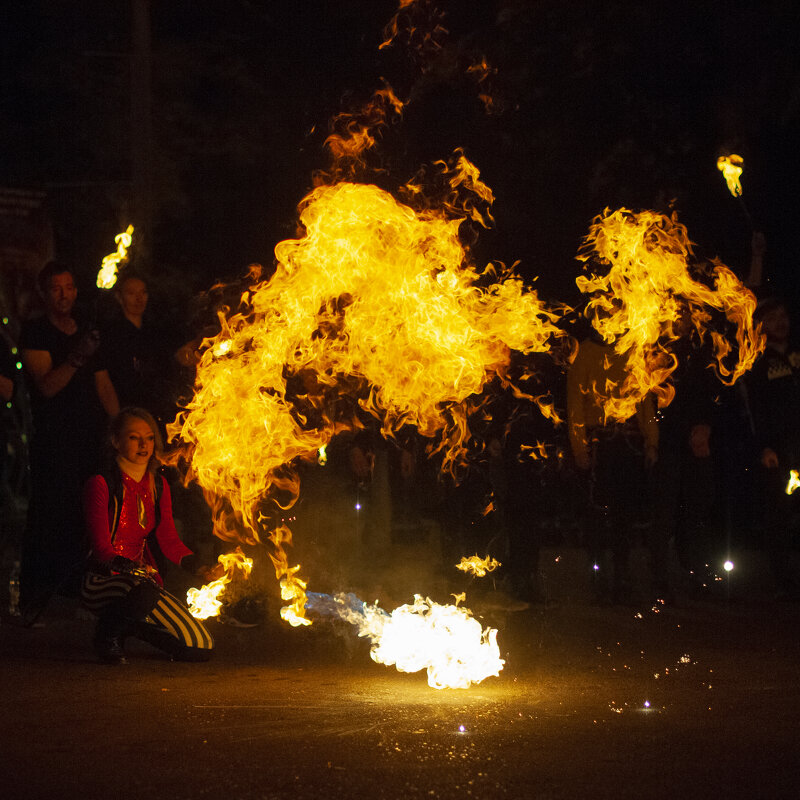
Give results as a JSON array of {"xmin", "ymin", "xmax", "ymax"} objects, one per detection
[{"xmin": 82, "ymin": 572, "xmax": 214, "ymax": 660}]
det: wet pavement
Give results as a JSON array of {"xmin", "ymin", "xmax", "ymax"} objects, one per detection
[{"xmin": 2, "ymin": 590, "xmax": 799, "ymax": 799}]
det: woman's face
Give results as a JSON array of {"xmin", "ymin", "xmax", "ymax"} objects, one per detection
[{"xmin": 115, "ymin": 416, "xmax": 155, "ymax": 466}]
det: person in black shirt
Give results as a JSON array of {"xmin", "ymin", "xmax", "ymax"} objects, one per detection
[
  {"xmin": 747, "ymin": 297, "xmax": 800, "ymax": 599},
  {"xmin": 15, "ymin": 262, "xmax": 119, "ymax": 623},
  {"xmin": 101, "ymin": 272, "xmax": 178, "ymax": 434}
]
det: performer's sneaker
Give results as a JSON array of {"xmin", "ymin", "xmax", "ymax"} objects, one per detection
[{"xmin": 95, "ymin": 636, "xmax": 128, "ymax": 665}]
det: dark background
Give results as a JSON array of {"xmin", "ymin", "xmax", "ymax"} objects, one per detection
[{"xmin": 2, "ymin": 0, "xmax": 799, "ymax": 312}]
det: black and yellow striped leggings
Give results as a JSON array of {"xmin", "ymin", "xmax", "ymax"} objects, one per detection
[{"xmin": 82, "ymin": 572, "xmax": 214, "ymax": 660}]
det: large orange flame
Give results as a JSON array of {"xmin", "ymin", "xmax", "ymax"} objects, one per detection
[
  {"xmin": 576, "ymin": 208, "xmax": 764, "ymax": 422},
  {"xmin": 168, "ymin": 176, "xmax": 562, "ymax": 627}
]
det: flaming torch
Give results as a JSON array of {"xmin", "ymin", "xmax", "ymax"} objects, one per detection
[
  {"xmin": 717, "ymin": 154, "xmax": 744, "ymax": 197},
  {"xmin": 716, "ymin": 153, "xmax": 753, "ymax": 228},
  {"xmin": 96, "ymin": 225, "xmax": 134, "ymax": 289}
]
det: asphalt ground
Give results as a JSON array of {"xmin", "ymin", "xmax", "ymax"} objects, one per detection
[{"xmin": 1, "ymin": 588, "xmax": 799, "ymax": 800}]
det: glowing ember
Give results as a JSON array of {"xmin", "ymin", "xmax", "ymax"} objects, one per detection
[
  {"xmin": 96, "ymin": 225, "xmax": 134, "ymax": 289},
  {"xmin": 717, "ymin": 154, "xmax": 744, "ymax": 197},
  {"xmin": 379, "ymin": 0, "xmax": 447, "ymax": 59},
  {"xmin": 308, "ymin": 591, "xmax": 504, "ymax": 689},
  {"xmin": 456, "ymin": 555, "xmax": 501, "ymax": 577},
  {"xmin": 467, "ymin": 57, "xmax": 499, "ymax": 115},
  {"xmin": 786, "ymin": 469, "xmax": 800, "ymax": 495},
  {"xmin": 577, "ymin": 208, "xmax": 764, "ymax": 423},
  {"xmin": 187, "ymin": 548, "xmax": 253, "ymax": 620}
]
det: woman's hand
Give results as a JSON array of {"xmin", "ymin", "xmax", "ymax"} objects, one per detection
[
  {"xmin": 197, "ymin": 563, "xmax": 226, "ymax": 584},
  {"xmin": 109, "ymin": 555, "xmax": 138, "ymax": 574}
]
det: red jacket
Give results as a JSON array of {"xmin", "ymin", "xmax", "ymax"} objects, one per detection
[{"xmin": 84, "ymin": 470, "xmax": 192, "ymax": 583}]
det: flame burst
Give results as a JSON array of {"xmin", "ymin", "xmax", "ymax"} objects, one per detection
[
  {"xmin": 187, "ymin": 548, "xmax": 254, "ymax": 620},
  {"xmin": 717, "ymin": 154, "xmax": 744, "ymax": 197},
  {"xmin": 309, "ymin": 592, "xmax": 504, "ymax": 690},
  {"xmin": 169, "ymin": 175, "xmax": 562, "ymax": 632},
  {"xmin": 577, "ymin": 208, "xmax": 764, "ymax": 422},
  {"xmin": 456, "ymin": 555, "xmax": 501, "ymax": 577},
  {"xmin": 96, "ymin": 225, "xmax": 134, "ymax": 289},
  {"xmin": 787, "ymin": 470, "xmax": 800, "ymax": 496}
]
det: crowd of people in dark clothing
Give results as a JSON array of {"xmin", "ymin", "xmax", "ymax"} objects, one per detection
[
  {"xmin": 1, "ymin": 262, "xmax": 221, "ymax": 662},
  {"xmin": 0, "ymin": 252, "xmax": 799, "ymax": 664}
]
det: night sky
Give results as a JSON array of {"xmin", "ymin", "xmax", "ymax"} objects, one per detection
[{"xmin": 2, "ymin": 0, "xmax": 799, "ymax": 314}]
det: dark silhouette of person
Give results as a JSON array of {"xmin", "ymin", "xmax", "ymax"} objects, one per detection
[
  {"xmin": 15, "ymin": 262, "xmax": 118, "ymax": 624},
  {"xmin": 567, "ymin": 335, "xmax": 658, "ymax": 604},
  {"xmin": 746, "ymin": 297, "xmax": 800, "ymax": 599}
]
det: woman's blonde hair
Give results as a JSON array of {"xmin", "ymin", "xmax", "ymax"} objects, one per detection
[{"xmin": 109, "ymin": 406, "xmax": 164, "ymax": 472}]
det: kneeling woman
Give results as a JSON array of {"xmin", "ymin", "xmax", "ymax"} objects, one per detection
[{"xmin": 82, "ymin": 407, "xmax": 220, "ymax": 664}]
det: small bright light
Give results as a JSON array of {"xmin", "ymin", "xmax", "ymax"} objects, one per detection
[
  {"xmin": 355, "ymin": 503, "xmax": 361, "ymax": 511},
  {"xmin": 458, "ymin": 725, "xmax": 466, "ymax": 733},
  {"xmin": 723, "ymin": 560, "xmax": 734, "ymax": 572},
  {"xmin": 15, "ymin": 361, "xmax": 22, "ymax": 370},
  {"xmin": 643, "ymin": 701, "xmax": 650, "ymax": 709},
  {"xmin": 593, "ymin": 564, "xmax": 600, "ymax": 571}
]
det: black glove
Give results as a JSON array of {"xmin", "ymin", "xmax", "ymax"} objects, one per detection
[
  {"xmin": 181, "ymin": 553, "xmax": 222, "ymax": 583},
  {"xmin": 67, "ymin": 330, "xmax": 100, "ymax": 368},
  {"xmin": 110, "ymin": 555, "xmax": 138, "ymax": 574}
]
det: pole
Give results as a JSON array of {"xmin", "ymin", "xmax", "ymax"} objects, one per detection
[{"xmin": 131, "ymin": 0, "xmax": 153, "ymax": 269}]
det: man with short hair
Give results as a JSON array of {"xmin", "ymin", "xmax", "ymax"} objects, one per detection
[
  {"xmin": 15, "ymin": 261, "xmax": 119, "ymax": 623},
  {"xmin": 101, "ymin": 271, "xmax": 176, "ymax": 425}
]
